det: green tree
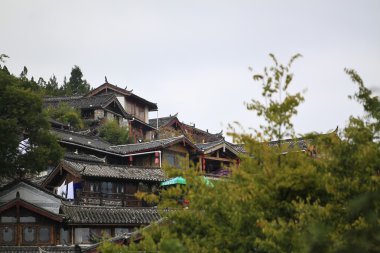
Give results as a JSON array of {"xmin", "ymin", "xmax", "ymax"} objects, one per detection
[
  {"xmin": 0, "ymin": 54, "xmax": 10, "ymax": 75},
  {"xmin": 246, "ymin": 53, "xmax": 304, "ymax": 141},
  {"xmin": 99, "ymin": 120, "xmax": 130, "ymax": 145},
  {"xmin": 0, "ymin": 65, "xmax": 63, "ymax": 178},
  {"xmin": 45, "ymin": 103, "xmax": 84, "ymax": 129},
  {"xmin": 99, "ymin": 56, "xmax": 380, "ymax": 253},
  {"xmin": 61, "ymin": 65, "xmax": 91, "ymax": 95},
  {"xmin": 44, "ymin": 75, "xmax": 61, "ymax": 96}
]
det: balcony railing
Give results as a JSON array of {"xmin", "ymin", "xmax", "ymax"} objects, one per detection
[{"xmin": 78, "ymin": 191, "xmax": 149, "ymax": 207}]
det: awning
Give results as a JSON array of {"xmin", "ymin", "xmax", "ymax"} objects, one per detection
[
  {"xmin": 160, "ymin": 176, "xmax": 214, "ymax": 187},
  {"xmin": 160, "ymin": 176, "xmax": 186, "ymax": 186}
]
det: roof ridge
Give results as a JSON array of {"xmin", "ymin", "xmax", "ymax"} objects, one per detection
[
  {"xmin": 109, "ymin": 135, "xmax": 185, "ymax": 148},
  {"xmin": 64, "ymin": 160, "xmax": 162, "ymax": 170},
  {"xmin": 52, "ymin": 129, "xmax": 110, "ymax": 142},
  {"xmin": 61, "ymin": 203, "xmax": 159, "ymax": 210}
]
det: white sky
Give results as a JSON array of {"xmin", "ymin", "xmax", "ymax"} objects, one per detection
[{"xmin": 1, "ymin": 0, "xmax": 379, "ymax": 140}]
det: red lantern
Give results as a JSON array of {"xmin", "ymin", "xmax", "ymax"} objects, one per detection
[
  {"xmin": 129, "ymin": 156, "xmax": 133, "ymax": 166},
  {"xmin": 154, "ymin": 152, "xmax": 160, "ymax": 165}
]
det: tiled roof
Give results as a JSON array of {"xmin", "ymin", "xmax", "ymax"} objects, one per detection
[
  {"xmin": 29, "ymin": 175, "xmax": 49, "ymax": 185},
  {"xmin": 148, "ymin": 114, "xmax": 178, "ymax": 129},
  {"xmin": 62, "ymin": 160, "xmax": 167, "ymax": 181},
  {"xmin": 149, "ymin": 115, "xmax": 224, "ymax": 142},
  {"xmin": 86, "ymin": 82, "xmax": 158, "ymax": 111},
  {"xmin": 109, "ymin": 135, "xmax": 195, "ymax": 154},
  {"xmin": 64, "ymin": 152, "xmax": 106, "ymax": 164},
  {"xmin": 61, "ymin": 204, "xmax": 161, "ymax": 224},
  {"xmin": 44, "ymin": 94, "xmax": 131, "ymax": 120},
  {"xmin": 268, "ymin": 138, "xmax": 310, "ymax": 152},
  {"xmin": 230, "ymin": 143, "xmax": 246, "ymax": 153},
  {"xmin": 0, "ymin": 179, "xmax": 64, "ymax": 201},
  {"xmin": 195, "ymin": 139, "xmax": 225, "ymax": 151},
  {"xmin": 53, "ymin": 129, "xmax": 195, "ymax": 156},
  {"xmin": 195, "ymin": 140, "xmax": 241, "ymax": 155},
  {"xmin": 52, "ymin": 129, "xmax": 112, "ymax": 152},
  {"xmin": 0, "ymin": 246, "xmax": 80, "ymax": 253},
  {"xmin": 44, "ymin": 94, "xmax": 115, "ymax": 109},
  {"xmin": 181, "ymin": 122, "xmax": 224, "ymax": 141}
]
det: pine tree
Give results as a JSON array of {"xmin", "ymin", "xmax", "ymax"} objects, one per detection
[{"xmin": 61, "ymin": 65, "xmax": 91, "ymax": 95}]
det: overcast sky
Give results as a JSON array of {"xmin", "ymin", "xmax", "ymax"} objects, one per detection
[{"xmin": 1, "ymin": 0, "xmax": 379, "ymax": 140}]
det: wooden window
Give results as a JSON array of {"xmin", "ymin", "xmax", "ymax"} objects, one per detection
[
  {"xmin": 90, "ymin": 228, "xmax": 111, "ymax": 242},
  {"xmin": 115, "ymin": 227, "xmax": 129, "ymax": 236},
  {"xmin": 75, "ymin": 228, "xmax": 90, "ymax": 244},
  {"xmin": 0, "ymin": 216, "xmax": 16, "ymax": 223},
  {"xmin": 60, "ymin": 228, "xmax": 69, "ymax": 245},
  {"xmin": 20, "ymin": 216, "xmax": 36, "ymax": 223},
  {"xmin": 101, "ymin": 181, "xmax": 114, "ymax": 198},
  {"xmin": 23, "ymin": 226, "xmax": 36, "ymax": 243},
  {"xmin": 125, "ymin": 183, "xmax": 137, "ymax": 194},
  {"xmin": 38, "ymin": 226, "xmax": 50, "ymax": 243},
  {"xmin": 0, "ymin": 225, "xmax": 15, "ymax": 244},
  {"xmin": 138, "ymin": 106, "xmax": 145, "ymax": 121},
  {"xmin": 116, "ymin": 183, "xmax": 124, "ymax": 193},
  {"xmin": 89, "ymin": 182, "xmax": 99, "ymax": 192}
]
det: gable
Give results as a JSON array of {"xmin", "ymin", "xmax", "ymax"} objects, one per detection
[{"xmin": 0, "ymin": 182, "xmax": 61, "ymax": 214}]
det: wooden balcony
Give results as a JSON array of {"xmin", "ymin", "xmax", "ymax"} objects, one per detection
[{"xmin": 78, "ymin": 191, "xmax": 150, "ymax": 207}]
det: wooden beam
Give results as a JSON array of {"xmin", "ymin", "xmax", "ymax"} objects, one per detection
[{"xmin": 204, "ymin": 156, "xmax": 233, "ymax": 162}]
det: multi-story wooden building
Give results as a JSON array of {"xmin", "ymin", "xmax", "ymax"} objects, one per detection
[
  {"xmin": 0, "ymin": 79, "xmax": 245, "ymax": 252},
  {"xmin": 85, "ymin": 81, "xmax": 158, "ymax": 142},
  {"xmin": 149, "ymin": 114, "xmax": 224, "ymax": 143},
  {"xmin": 0, "ymin": 179, "xmax": 161, "ymax": 250}
]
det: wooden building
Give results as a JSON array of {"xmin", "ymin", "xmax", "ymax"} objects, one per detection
[
  {"xmin": 0, "ymin": 179, "xmax": 162, "ymax": 249},
  {"xmin": 149, "ymin": 114, "xmax": 224, "ymax": 143},
  {"xmin": 85, "ymin": 81, "xmax": 158, "ymax": 142},
  {"xmin": 51, "ymin": 128, "xmax": 198, "ymax": 168},
  {"xmin": 195, "ymin": 139, "xmax": 241, "ymax": 177},
  {"xmin": 42, "ymin": 158, "xmax": 166, "ymax": 207},
  {"xmin": 0, "ymin": 180, "xmax": 64, "ymax": 246},
  {"xmin": 44, "ymin": 94, "xmax": 128, "ymax": 127}
]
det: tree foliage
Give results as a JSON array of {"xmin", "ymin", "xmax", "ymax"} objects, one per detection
[
  {"xmin": 99, "ymin": 120, "xmax": 130, "ymax": 145},
  {"xmin": 44, "ymin": 103, "xmax": 84, "ymax": 129},
  {"xmin": 99, "ymin": 55, "xmax": 380, "ymax": 253},
  {"xmin": 61, "ymin": 65, "xmax": 91, "ymax": 95},
  {"xmin": 246, "ymin": 53, "xmax": 304, "ymax": 141},
  {"xmin": 44, "ymin": 75, "xmax": 61, "ymax": 96},
  {"xmin": 0, "ymin": 65, "xmax": 63, "ymax": 178}
]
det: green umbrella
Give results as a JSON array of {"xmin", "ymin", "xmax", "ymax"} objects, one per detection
[{"xmin": 160, "ymin": 176, "xmax": 187, "ymax": 186}]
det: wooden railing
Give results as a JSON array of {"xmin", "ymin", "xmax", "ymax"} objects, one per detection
[{"xmin": 79, "ymin": 191, "xmax": 148, "ymax": 207}]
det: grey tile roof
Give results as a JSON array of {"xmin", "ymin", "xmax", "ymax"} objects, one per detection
[
  {"xmin": 268, "ymin": 138, "xmax": 310, "ymax": 152},
  {"xmin": 44, "ymin": 94, "xmax": 115, "ymax": 110},
  {"xmin": 0, "ymin": 246, "xmax": 80, "ymax": 253},
  {"xmin": 109, "ymin": 135, "xmax": 194, "ymax": 154},
  {"xmin": 61, "ymin": 204, "xmax": 161, "ymax": 224},
  {"xmin": 195, "ymin": 139, "xmax": 225, "ymax": 151},
  {"xmin": 0, "ymin": 179, "xmax": 65, "ymax": 201},
  {"xmin": 52, "ymin": 129, "xmax": 112, "ymax": 153},
  {"xmin": 62, "ymin": 160, "xmax": 167, "ymax": 182},
  {"xmin": 195, "ymin": 140, "xmax": 242, "ymax": 155},
  {"xmin": 64, "ymin": 152, "xmax": 106, "ymax": 164},
  {"xmin": 148, "ymin": 114, "xmax": 178, "ymax": 129},
  {"xmin": 149, "ymin": 115, "xmax": 224, "ymax": 142},
  {"xmin": 230, "ymin": 143, "xmax": 246, "ymax": 153},
  {"xmin": 53, "ymin": 129, "xmax": 195, "ymax": 156},
  {"xmin": 86, "ymin": 82, "xmax": 158, "ymax": 111},
  {"xmin": 44, "ymin": 94, "xmax": 131, "ymax": 120},
  {"xmin": 29, "ymin": 175, "xmax": 49, "ymax": 185}
]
